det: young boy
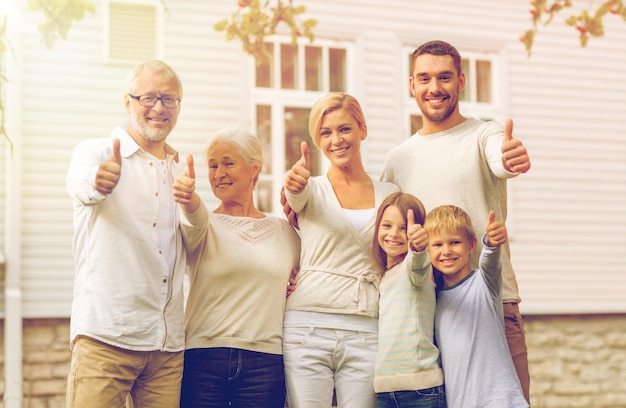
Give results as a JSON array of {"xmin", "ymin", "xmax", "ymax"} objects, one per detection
[{"xmin": 424, "ymin": 205, "xmax": 528, "ymax": 408}]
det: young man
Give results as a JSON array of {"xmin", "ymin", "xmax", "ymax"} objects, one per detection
[
  {"xmin": 424, "ymin": 206, "xmax": 528, "ymax": 408},
  {"xmin": 66, "ymin": 60, "xmax": 186, "ymax": 407},
  {"xmin": 380, "ymin": 40, "xmax": 531, "ymax": 402}
]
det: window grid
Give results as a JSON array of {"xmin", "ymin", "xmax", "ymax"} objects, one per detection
[{"xmin": 250, "ymin": 38, "xmax": 351, "ymax": 215}]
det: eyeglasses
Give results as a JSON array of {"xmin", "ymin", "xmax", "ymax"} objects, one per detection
[{"xmin": 128, "ymin": 94, "xmax": 181, "ymax": 108}]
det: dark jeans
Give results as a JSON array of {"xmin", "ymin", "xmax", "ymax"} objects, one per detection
[
  {"xmin": 376, "ymin": 386, "xmax": 447, "ymax": 408},
  {"xmin": 180, "ymin": 347, "xmax": 286, "ymax": 408}
]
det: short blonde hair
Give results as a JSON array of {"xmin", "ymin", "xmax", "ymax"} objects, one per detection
[
  {"xmin": 424, "ymin": 205, "xmax": 475, "ymax": 243},
  {"xmin": 308, "ymin": 92, "xmax": 366, "ymax": 147}
]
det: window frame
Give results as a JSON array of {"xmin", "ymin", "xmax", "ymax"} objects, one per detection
[{"xmin": 249, "ymin": 37, "xmax": 353, "ymax": 216}]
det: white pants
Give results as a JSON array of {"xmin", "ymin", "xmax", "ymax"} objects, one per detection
[{"xmin": 283, "ymin": 326, "xmax": 377, "ymax": 408}]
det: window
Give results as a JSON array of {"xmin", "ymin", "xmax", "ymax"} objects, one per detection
[
  {"xmin": 251, "ymin": 38, "xmax": 352, "ymax": 214},
  {"xmin": 404, "ymin": 48, "xmax": 501, "ymax": 135},
  {"xmin": 104, "ymin": 0, "xmax": 163, "ymax": 63}
]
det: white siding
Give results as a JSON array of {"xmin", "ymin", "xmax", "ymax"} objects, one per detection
[
  {"xmin": 3, "ymin": 0, "xmax": 626, "ymax": 317},
  {"xmin": 9, "ymin": 0, "xmax": 250, "ymax": 316},
  {"xmin": 507, "ymin": 14, "xmax": 626, "ymax": 314},
  {"xmin": 19, "ymin": 3, "xmax": 127, "ymax": 317},
  {"xmin": 0, "ymin": 140, "xmax": 6, "ymax": 302},
  {"xmin": 0, "ymin": 140, "xmax": 5, "ymax": 252}
]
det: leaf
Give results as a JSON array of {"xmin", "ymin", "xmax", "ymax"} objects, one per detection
[
  {"xmin": 303, "ymin": 18, "xmax": 317, "ymax": 30},
  {"xmin": 520, "ymin": 29, "xmax": 535, "ymax": 56},
  {"xmin": 215, "ymin": 20, "xmax": 229, "ymax": 32},
  {"xmin": 579, "ymin": 32, "xmax": 589, "ymax": 47},
  {"xmin": 214, "ymin": 0, "xmax": 317, "ymax": 62},
  {"xmin": 28, "ymin": 0, "xmax": 96, "ymax": 49},
  {"xmin": 523, "ymin": 0, "xmax": 623, "ymax": 55},
  {"xmin": 565, "ymin": 15, "xmax": 577, "ymax": 26},
  {"xmin": 587, "ymin": 16, "xmax": 604, "ymax": 37}
]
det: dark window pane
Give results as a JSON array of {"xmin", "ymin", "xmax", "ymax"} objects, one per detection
[
  {"xmin": 410, "ymin": 115, "xmax": 423, "ymax": 136},
  {"xmin": 408, "ymin": 53, "xmax": 413, "ymax": 98},
  {"xmin": 329, "ymin": 48, "xmax": 346, "ymax": 92},
  {"xmin": 257, "ymin": 178, "xmax": 273, "ymax": 213},
  {"xmin": 256, "ymin": 43, "xmax": 274, "ymax": 88},
  {"xmin": 256, "ymin": 104, "xmax": 272, "ymax": 175},
  {"xmin": 476, "ymin": 60, "xmax": 492, "ymax": 103},
  {"xmin": 281, "ymin": 43, "xmax": 298, "ymax": 89},
  {"xmin": 460, "ymin": 58, "xmax": 470, "ymax": 102},
  {"xmin": 284, "ymin": 107, "xmax": 321, "ymax": 176},
  {"xmin": 305, "ymin": 46, "xmax": 322, "ymax": 91}
]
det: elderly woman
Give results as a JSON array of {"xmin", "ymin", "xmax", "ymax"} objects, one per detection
[{"xmin": 174, "ymin": 128, "xmax": 300, "ymax": 408}]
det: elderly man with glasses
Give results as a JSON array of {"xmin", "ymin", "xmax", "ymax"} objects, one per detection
[{"xmin": 66, "ymin": 59, "xmax": 186, "ymax": 408}]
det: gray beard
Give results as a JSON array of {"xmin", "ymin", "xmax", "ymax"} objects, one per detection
[{"xmin": 130, "ymin": 115, "xmax": 169, "ymax": 142}]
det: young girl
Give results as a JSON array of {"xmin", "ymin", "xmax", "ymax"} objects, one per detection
[{"xmin": 372, "ymin": 192, "xmax": 446, "ymax": 408}]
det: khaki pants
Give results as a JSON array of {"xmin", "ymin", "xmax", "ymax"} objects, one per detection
[
  {"xmin": 66, "ymin": 336, "xmax": 183, "ymax": 408},
  {"xmin": 504, "ymin": 302, "xmax": 531, "ymax": 405}
]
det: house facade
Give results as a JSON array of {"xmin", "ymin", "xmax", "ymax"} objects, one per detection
[{"xmin": 1, "ymin": 0, "xmax": 625, "ymax": 406}]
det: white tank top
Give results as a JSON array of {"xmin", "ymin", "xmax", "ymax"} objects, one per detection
[{"xmin": 343, "ymin": 207, "xmax": 375, "ymax": 230}]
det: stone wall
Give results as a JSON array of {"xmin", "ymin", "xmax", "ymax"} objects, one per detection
[
  {"xmin": 0, "ymin": 318, "xmax": 70, "ymax": 408},
  {"xmin": 525, "ymin": 314, "xmax": 626, "ymax": 408},
  {"xmin": 0, "ymin": 315, "xmax": 625, "ymax": 407}
]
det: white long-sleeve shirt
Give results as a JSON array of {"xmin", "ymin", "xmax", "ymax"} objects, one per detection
[
  {"xmin": 285, "ymin": 175, "xmax": 399, "ymax": 319},
  {"xmin": 66, "ymin": 126, "xmax": 186, "ymax": 352}
]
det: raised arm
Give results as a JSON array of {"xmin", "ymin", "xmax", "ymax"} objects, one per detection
[{"xmin": 481, "ymin": 210, "xmax": 507, "ymax": 299}]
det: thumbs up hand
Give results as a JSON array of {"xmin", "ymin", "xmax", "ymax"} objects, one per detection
[
  {"xmin": 95, "ymin": 138, "xmax": 122, "ymax": 195},
  {"xmin": 285, "ymin": 141, "xmax": 312, "ymax": 194},
  {"xmin": 173, "ymin": 154, "xmax": 200, "ymax": 212},
  {"xmin": 485, "ymin": 210, "xmax": 507, "ymax": 247},
  {"xmin": 185, "ymin": 153, "xmax": 195, "ymax": 180},
  {"xmin": 407, "ymin": 209, "xmax": 429, "ymax": 252},
  {"xmin": 501, "ymin": 119, "xmax": 531, "ymax": 174}
]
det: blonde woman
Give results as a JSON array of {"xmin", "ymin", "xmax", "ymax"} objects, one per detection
[{"xmin": 283, "ymin": 93, "xmax": 399, "ymax": 408}]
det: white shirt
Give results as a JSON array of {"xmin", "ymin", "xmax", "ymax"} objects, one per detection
[{"xmin": 66, "ymin": 126, "xmax": 186, "ymax": 352}]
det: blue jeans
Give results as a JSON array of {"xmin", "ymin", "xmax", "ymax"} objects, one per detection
[
  {"xmin": 180, "ymin": 347, "xmax": 286, "ymax": 408},
  {"xmin": 376, "ymin": 386, "xmax": 447, "ymax": 408}
]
